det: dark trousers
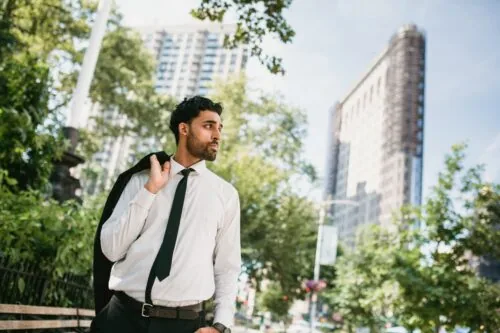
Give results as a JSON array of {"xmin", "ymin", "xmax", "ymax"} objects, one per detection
[{"xmin": 90, "ymin": 295, "xmax": 206, "ymax": 333}]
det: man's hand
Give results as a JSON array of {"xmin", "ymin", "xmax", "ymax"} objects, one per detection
[
  {"xmin": 144, "ymin": 154, "xmax": 170, "ymax": 194},
  {"xmin": 195, "ymin": 327, "xmax": 218, "ymax": 333}
]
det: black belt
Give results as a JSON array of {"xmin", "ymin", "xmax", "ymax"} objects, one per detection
[{"xmin": 114, "ymin": 291, "xmax": 203, "ymax": 320}]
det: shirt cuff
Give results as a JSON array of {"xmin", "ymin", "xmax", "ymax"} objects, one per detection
[
  {"xmin": 213, "ymin": 306, "xmax": 234, "ymax": 329},
  {"xmin": 132, "ymin": 187, "xmax": 156, "ymax": 209}
]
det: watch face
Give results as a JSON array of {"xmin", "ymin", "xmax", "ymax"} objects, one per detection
[{"xmin": 213, "ymin": 323, "xmax": 230, "ymax": 333}]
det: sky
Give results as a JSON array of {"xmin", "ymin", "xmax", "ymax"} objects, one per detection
[{"xmin": 115, "ymin": 0, "xmax": 500, "ymax": 201}]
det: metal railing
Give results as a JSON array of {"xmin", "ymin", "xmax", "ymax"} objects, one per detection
[{"xmin": 0, "ymin": 256, "xmax": 93, "ymax": 309}]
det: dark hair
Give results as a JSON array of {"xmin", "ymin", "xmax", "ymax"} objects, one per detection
[{"xmin": 169, "ymin": 96, "xmax": 223, "ymax": 144}]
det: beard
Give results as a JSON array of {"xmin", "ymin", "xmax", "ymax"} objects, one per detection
[{"xmin": 186, "ymin": 132, "xmax": 218, "ymax": 161}]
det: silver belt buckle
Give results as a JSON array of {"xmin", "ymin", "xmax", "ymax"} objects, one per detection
[{"xmin": 141, "ymin": 303, "xmax": 153, "ymax": 317}]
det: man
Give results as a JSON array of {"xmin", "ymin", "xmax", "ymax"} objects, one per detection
[{"xmin": 91, "ymin": 96, "xmax": 240, "ymax": 333}]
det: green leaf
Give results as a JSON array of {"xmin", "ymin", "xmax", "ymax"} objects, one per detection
[{"xmin": 17, "ymin": 277, "xmax": 25, "ymax": 294}]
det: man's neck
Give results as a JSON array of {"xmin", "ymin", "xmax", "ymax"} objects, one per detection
[{"xmin": 172, "ymin": 148, "xmax": 202, "ymax": 168}]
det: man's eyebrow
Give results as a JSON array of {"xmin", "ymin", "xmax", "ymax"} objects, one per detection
[{"xmin": 202, "ymin": 120, "xmax": 224, "ymax": 128}]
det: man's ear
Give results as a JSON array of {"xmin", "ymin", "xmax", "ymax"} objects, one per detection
[{"xmin": 178, "ymin": 122, "xmax": 189, "ymax": 137}]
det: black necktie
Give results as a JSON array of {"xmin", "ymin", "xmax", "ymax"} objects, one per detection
[{"xmin": 154, "ymin": 168, "xmax": 193, "ymax": 281}]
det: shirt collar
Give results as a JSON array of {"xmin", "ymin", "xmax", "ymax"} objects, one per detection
[{"xmin": 170, "ymin": 157, "xmax": 207, "ymax": 176}]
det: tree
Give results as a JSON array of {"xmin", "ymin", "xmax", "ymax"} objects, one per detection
[
  {"xmin": 326, "ymin": 144, "xmax": 500, "ymax": 333},
  {"xmin": 0, "ymin": 0, "xmax": 87, "ymax": 191},
  {"xmin": 0, "ymin": 1, "xmax": 175, "ymax": 307},
  {"xmin": 392, "ymin": 144, "xmax": 500, "ymax": 332},
  {"xmin": 203, "ymin": 75, "xmax": 318, "ymax": 302},
  {"xmin": 191, "ymin": 0, "xmax": 296, "ymax": 75},
  {"xmin": 0, "ymin": 170, "xmax": 105, "ymax": 306},
  {"xmin": 61, "ymin": 14, "xmax": 176, "ymax": 142},
  {"xmin": 325, "ymin": 225, "xmax": 400, "ymax": 333},
  {"xmin": 258, "ymin": 282, "xmax": 292, "ymax": 325},
  {"xmin": 0, "ymin": 0, "xmax": 171, "ymax": 192}
]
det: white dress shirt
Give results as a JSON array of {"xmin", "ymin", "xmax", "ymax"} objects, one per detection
[{"xmin": 100, "ymin": 158, "xmax": 241, "ymax": 327}]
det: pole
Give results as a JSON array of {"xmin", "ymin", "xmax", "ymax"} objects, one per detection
[
  {"xmin": 308, "ymin": 198, "xmax": 357, "ymax": 333},
  {"xmin": 51, "ymin": 0, "xmax": 112, "ymax": 202},
  {"xmin": 67, "ymin": 0, "xmax": 113, "ymax": 128},
  {"xmin": 310, "ymin": 203, "xmax": 326, "ymax": 333}
]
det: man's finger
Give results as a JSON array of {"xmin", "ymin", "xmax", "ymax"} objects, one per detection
[
  {"xmin": 162, "ymin": 161, "xmax": 170, "ymax": 172},
  {"xmin": 150, "ymin": 155, "xmax": 160, "ymax": 167}
]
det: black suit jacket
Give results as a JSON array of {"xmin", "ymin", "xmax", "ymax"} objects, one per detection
[{"xmin": 92, "ymin": 151, "xmax": 170, "ymax": 313}]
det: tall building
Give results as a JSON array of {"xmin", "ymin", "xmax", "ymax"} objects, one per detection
[
  {"xmin": 140, "ymin": 24, "xmax": 248, "ymax": 98},
  {"xmin": 84, "ymin": 24, "xmax": 248, "ymax": 195},
  {"xmin": 325, "ymin": 24, "xmax": 426, "ymax": 249}
]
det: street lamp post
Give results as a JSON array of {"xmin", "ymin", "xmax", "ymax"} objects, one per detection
[
  {"xmin": 68, "ymin": 0, "xmax": 113, "ymax": 128},
  {"xmin": 51, "ymin": 0, "xmax": 113, "ymax": 202},
  {"xmin": 309, "ymin": 198, "xmax": 359, "ymax": 333}
]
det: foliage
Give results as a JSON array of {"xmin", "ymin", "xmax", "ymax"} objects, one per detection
[
  {"xmin": 0, "ymin": 0, "xmax": 78, "ymax": 190},
  {"xmin": 258, "ymin": 282, "xmax": 292, "ymax": 323},
  {"xmin": 325, "ymin": 144, "xmax": 500, "ymax": 333},
  {"xmin": 0, "ymin": 170, "xmax": 105, "ymax": 305},
  {"xmin": 64, "ymin": 22, "xmax": 177, "ymax": 142},
  {"xmin": 325, "ymin": 225, "xmax": 399, "ymax": 333},
  {"xmin": 191, "ymin": 0, "xmax": 296, "ymax": 75},
  {"xmin": 0, "ymin": 177, "xmax": 104, "ymax": 277},
  {"xmin": 392, "ymin": 144, "xmax": 500, "ymax": 332},
  {"xmin": 0, "ymin": 107, "xmax": 66, "ymax": 192},
  {"xmin": 199, "ymin": 75, "xmax": 319, "ymax": 305},
  {"xmin": 0, "ymin": 0, "xmax": 171, "ymax": 191}
]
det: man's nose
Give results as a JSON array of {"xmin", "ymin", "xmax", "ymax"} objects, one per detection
[{"xmin": 212, "ymin": 128, "xmax": 221, "ymax": 140}]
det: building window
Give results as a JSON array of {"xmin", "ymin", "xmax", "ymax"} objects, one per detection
[
  {"xmin": 207, "ymin": 33, "xmax": 218, "ymax": 42},
  {"xmin": 205, "ymin": 44, "xmax": 218, "ymax": 50},
  {"xmin": 219, "ymin": 54, "xmax": 227, "ymax": 65},
  {"xmin": 201, "ymin": 63, "xmax": 214, "ymax": 72},
  {"xmin": 230, "ymin": 54, "xmax": 237, "ymax": 65}
]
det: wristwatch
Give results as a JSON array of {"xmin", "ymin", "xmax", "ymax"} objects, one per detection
[{"xmin": 212, "ymin": 322, "xmax": 231, "ymax": 333}]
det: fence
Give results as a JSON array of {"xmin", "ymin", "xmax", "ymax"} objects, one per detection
[{"xmin": 0, "ymin": 256, "xmax": 93, "ymax": 309}]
